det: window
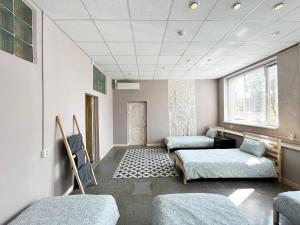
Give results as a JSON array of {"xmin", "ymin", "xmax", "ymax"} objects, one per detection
[
  {"xmin": 0, "ymin": 0, "xmax": 33, "ymax": 62},
  {"xmin": 224, "ymin": 61, "xmax": 278, "ymax": 128},
  {"xmin": 93, "ymin": 66, "xmax": 106, "ymax": 94}
]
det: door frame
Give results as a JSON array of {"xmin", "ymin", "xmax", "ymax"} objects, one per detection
[
  {"xmin": 127, "ymin": 101, "xmax": 147, "ymax": 146},
  {"xmin": 85, "ymin": 93, "xmax": 100, "ymax": 167}
]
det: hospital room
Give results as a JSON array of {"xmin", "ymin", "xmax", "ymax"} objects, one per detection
[{"xmin": 1, "ymin": 0, "xmax": 300, "ymax": 224}]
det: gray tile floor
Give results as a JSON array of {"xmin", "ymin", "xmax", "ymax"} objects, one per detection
[{"xmin": 79, "ymin": 147, "xmax": 294, "ymax": 225}]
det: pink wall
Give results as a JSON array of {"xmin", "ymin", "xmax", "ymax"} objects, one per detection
[{"xmin": 0, "ymin": 2, "xmax": 113, "ymax": 223}]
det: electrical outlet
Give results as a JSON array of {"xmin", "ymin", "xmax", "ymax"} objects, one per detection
[{"xmin": 41, "ymin": 149, "xmax": 48, "ymax": 158}]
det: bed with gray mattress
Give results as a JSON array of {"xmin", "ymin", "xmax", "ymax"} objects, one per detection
[
  {"xmin": 164, "ymin": 136, "xmax": 214, "ymax": 153},
  {"xmin": 152, "ymin": 193, "xmax": 251, "ymax": 225},
  {"xmin": 9, "ymin": 195, "xmax": 119, "ymax": 225},
  {"xmin": 175, "ymin": 148, "xmax": 278, "ymax": 183}
]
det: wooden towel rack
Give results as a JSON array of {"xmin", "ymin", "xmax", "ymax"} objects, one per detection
[{"xmin": 56, "ymin": 115, "xmax": 98, "ymax": 194}]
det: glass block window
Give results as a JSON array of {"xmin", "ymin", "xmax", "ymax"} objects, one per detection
[
  {"xmin": 0, "ymin": 0, "xmax": 33, "ymax": 62},
  {"xmin": 93, "ymin": 66, "xmax": 106, "ymax": 94}
]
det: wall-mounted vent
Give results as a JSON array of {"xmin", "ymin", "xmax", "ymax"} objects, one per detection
[{"xmin": 115, "ymin": 81, "xmax": 140, "ymax": 90}]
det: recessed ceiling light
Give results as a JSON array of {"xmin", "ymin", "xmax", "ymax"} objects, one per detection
[
  {"xmin": 232, "ymin": 2, "xmax": 242, "ymax": 10},
  {"xmin": 177, "ymin": 30, "xmax": 185, "ymax": 36},
  {"xmin": 190, "ymin": 1, "xmax": 199, "ymax": 10},
  {"xmin": 272, "ymin": 31, "xmax": 280, "ymax": 36},
  {"xmin": 273, "ymin": 2, "xmax": 284, "ymax": 11}
]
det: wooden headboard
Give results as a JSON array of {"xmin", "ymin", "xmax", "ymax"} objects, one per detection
[
  {"xmin": 243, "ymin": 132, "xmax": 282, "ymax": 182},
  {"xmin": 208, "ymin": 125, "xmax": 224, "ymax": 137}
]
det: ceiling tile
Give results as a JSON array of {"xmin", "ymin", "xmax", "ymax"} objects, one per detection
[
  {"xmin": 280, "ymin": 29, "xmax": 300, "ymax": 42},
  {"xmin": 135, "ymin": 42, "xmax": 161, "ymax": 55},
  {"xmin": 155, "ymin": 70, "xmax": 172, "ymax": 76},
  {"xmin": 282, "ymin": 6, "xmax": 300, "ymax": 21},
  {"xmin": 33, "ymin": 0, "xmax": 89, "ymax": 19},
  {"xmin": 107, "ymin": 42, "xmax": 135, "ymax": 55},
  {"xmin": 156, "ymin": 65, "xmax": 174, "ymax": 71},
  {"xmin": 207, "ymin": 0, "xmax": 262, "ymax": 21},
  {"xmin": 223, "ymin": 22, "xmax": 272, "ymax": 42},
  {"xmin": 173, "ymin": 65, "xmax": 192, "ymax": 71},
  {"xmin": 137, "ymin": 56, "xmax": 158, "ymax": 64},
  {"xmin": 160, "ymin": 42, "xmax": 189, "ymax": 55},
  {"xmin": 158, "ymin": 56, "xmax": 180, "ymax": 64},
  {"xmin": 95, "ymin": 21, "xmax": 133, "ymax": 42},
  {"xmin": 56, "ymin": 21, "xmax": 103, "ymax": 42},
  {"xmin": 139, "ymin": 65, "xmax": 157, "ymax": 71},
  {"xmin": 104, "ymin": 71, "xmax": 124, "ymax": 77},
  {"xmin": 132, "ymin": 21, "xmax": 167, "ymax": 42},
  {"xmin": 92, "ymin": 55, "xmax": 116, "ymax": 64},
  {"xmin": 254, "ymin": 22, "xmax": 300, "ymax": 42},
  {"xmin": 139, "ymin": 71, "xmax": 154, "ymax": 76},
  {"xmin": 246, "ymin": 0, "xmax": 300, "ymax": 21},
  {"xmin": 177, "ymin": 55, "xmax": 202, "ymax": 65},
  {"xmin": 194, "ymin": 21, "xmax": 238, "ymax": 42},
  {"xmin": 164, "ymin": 21, "xmax": 203, "ymax": 42},
  {"xmin": 98, "ymin": 64, "xmax": 120, "ymax": 72},
  {"xmin": 128, "ymin": 0, "xmax": 172, "ymax": 20},
  {"xmin": 184, "ymin": 42, "xmax": 215, "ymax": 56},
  {"xmin": 120, "ymin": 64, "xmax": 138, "ymax": 71},
  {"xmin": 77, "ymin": 42, "xmax": 110, "ymax": 55},
  {"xmin": 115, "ymin": 56, "xmax": 137, "ymax": 64},
  {"xmin": 170, "ymin": 0, "xmax": 217, "ymax": 20},
  {"xmin": 83, "ymin": 0, "xmax": 129, "ymax": 19}
]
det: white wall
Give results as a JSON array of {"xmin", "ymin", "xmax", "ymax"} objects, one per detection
[{"xmin": 0, "ymin": 2, "xmax": 113, "ymax": 223}]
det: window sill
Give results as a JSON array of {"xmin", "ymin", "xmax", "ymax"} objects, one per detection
[{"xmin": 223, "ymin": 121, "xmax": 279, "ymax": 130}]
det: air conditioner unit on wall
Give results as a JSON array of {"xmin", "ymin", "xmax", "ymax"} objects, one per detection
[{"xmin": 115, "ymin": 81, "xmax": 140, "ymax": 90}]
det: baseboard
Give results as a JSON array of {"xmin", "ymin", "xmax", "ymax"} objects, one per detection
[
  {"xmin": 113, "ymin": 144, "xmax": 128, "ymax": 147},
  {"xmin": 63, "ymin": 185, "xmax": 74, "ymax": 196},
  {"xmin": 100, "ymin": 145, "xmax": 114, "ymax": 160},
  {"xmin": 282, "ymin": 177, "xmax": 300, "ymax": 190},
  {"xmin": 147, "ymin": 143, "xmax": 164, "ymax": 147}
]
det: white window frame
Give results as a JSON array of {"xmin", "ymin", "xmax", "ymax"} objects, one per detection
[{"xmin": 223, "ymin": 57, "xmax": 279, "ymax": 129}]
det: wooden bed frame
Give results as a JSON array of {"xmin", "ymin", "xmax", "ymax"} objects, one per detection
[{"xmin": 174, "ymin": 132, "xmax": 282, "ymax": 184}]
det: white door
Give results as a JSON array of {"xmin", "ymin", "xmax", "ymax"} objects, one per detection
[{"xmin": 127, "ymin": 102, "xmax": 147, "ymax": 145}]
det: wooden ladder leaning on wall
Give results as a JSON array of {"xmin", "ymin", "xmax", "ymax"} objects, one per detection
[{"xmin": 56, "ymin": 115, "xmax": 98, "ymax": 194}]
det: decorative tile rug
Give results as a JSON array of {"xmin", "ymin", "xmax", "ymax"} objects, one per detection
[{"xmin": 113, "ymin": 147, "xmax": 178, "ymax": 179}]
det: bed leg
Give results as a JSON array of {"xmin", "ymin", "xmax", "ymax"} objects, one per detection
[
  {"xmin": 273, "ymin": 209, "xmax": 279, "ymax": 225},
  {"xmin": 183, "ymin": 176, "xmax": 187, "ymax": 185}
]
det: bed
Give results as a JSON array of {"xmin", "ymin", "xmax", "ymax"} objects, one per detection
[
  {"xmin": 164, "ymin": 125, "xmax": 224, "ymax": 153},
  {"xmin": 174, "ymin": 133, "xmax": 282, "ymax": 184},
  {"xmin": 273, "ymin": 191, "xmax": 300, "ymax": 225},
  {"xmin": 9, "ymin": 195, "xmax": 119, "ymax": 225},
  {"xmin": 152, "ymin": 193, "xmax": 250, "ymax": 225}
]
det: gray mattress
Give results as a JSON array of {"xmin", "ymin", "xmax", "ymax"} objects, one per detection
[
  {"xmin": 175, "ymin": 148, "xmax": 277, "ymax": 180},
  {"xmin": 164, "ymin": 136, "xmax": 214, "ymax": 152},
  {"xmin": 274, "ymin": 191, "xmax": 300, "ymax": 225},
  {"xmin": 152, "ymin": 193, "xmax": 251, "ymax": 225},
  {"xmin": 9, "ymin": 195, "xmax": 119, "ymax": 225}
]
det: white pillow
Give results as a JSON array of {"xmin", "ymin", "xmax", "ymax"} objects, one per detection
[
  {"xmin": 240, "ymin": 138, "xmax": 266, "ymax": 157},
  {"xmin": 206, "ymin": 128, "xmax": 218, "ymax": 139}
]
